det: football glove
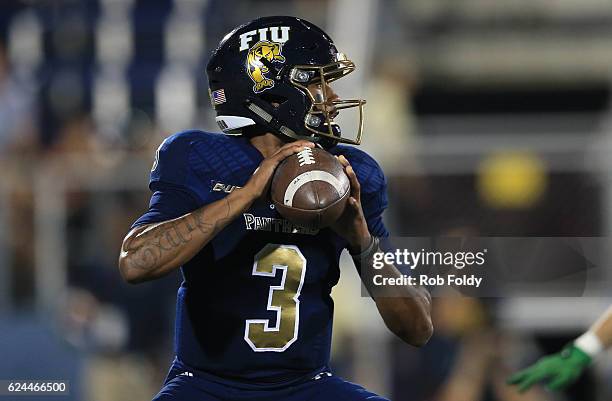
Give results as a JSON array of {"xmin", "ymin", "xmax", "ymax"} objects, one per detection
[{"xmin": 507, "ymin": 344, "xmax": 591, "ymax": 392}]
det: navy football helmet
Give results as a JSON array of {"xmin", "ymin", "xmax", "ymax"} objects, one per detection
[{"xmin": 206, "ymin": 16, "xmax": 365, "ymax": 148}]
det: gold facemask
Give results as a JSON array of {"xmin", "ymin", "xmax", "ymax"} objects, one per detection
[{"xmin": 288, "ymin": 53, "xmax": 366, "ymax": 146}]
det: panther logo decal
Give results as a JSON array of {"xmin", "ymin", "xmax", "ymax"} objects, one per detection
[{"xmin": 246, "ymin": 41, "xmax": 286, "ymax": 93}]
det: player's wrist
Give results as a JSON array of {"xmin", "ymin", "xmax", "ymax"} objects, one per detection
[
  {"xmin": 348, "ymin": 233, "xmax": 374, "ymax": 256},
  {"xmin": 558, "ymin": 344, "xmax": 592, "ymax": 372},
  {"xmin": 230, "ymin": 186, "xmax": 260, "ymax": 208},
  {"xmin": 574, "ymin": 331, "xmax": 603, "ymax": 360}
]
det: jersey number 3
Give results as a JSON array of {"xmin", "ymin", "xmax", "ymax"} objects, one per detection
[{"xmin": 244, "ymin": 244, "xmax": 307, "ymax": 352}]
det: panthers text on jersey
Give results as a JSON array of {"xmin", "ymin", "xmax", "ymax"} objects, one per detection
[{"xmin": 133, "ymin": 130, "xmax": 389, "ymax": 383}]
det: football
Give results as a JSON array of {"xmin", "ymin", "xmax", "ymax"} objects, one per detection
[{"xmin": 271, "ymin": 147, "xmax": 350, "ymax": 228}]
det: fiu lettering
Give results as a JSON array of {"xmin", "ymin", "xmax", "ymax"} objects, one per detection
[{"xmin": 239, "ymin": 26, "xmax": 291, "ymax": 51}]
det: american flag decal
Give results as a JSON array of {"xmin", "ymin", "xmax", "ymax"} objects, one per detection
[{"xmin": 211, "ymin": 89, "xmax": 226, "ymax": 105}]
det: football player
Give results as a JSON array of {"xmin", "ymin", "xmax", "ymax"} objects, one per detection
[
  {"xmin": 119, "ymin": 16, "xmax": 432, "ymax": 401},
  {"xmin": 508, "ymin": 306, "xmax": 612, "ymax": 392}
]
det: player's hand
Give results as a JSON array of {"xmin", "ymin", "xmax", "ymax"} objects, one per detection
[
  {"xmin": 244, "ymin": 140, "xmax": 315, "ymax": 200},
  {"xmin": 331, "ymin": 155, "xmax": 371, "ymax": 253},
  {"xmin": 507, "ymin": 344, "xmax": 591, "ymax": 393}
]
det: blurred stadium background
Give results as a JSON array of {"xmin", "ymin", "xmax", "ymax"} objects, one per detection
[{"xmin": 1, "ymin": 0, "xmax": 612, "ymax": 400}]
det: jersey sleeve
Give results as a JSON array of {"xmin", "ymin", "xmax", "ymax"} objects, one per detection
[
  {"xmin": 131, "ymin": 132, "xmax": 214, "ymax": 228},
  {"xmin": 342, "ymin": 147, "xmax": 390, "ymax": 238},
  {"xmin": 131, "ymin": 187, "xmax": 201, "ymax": 228},
  {"xmin": 360, "ymin": 172, "xmax": 389, "ymax": 238}
]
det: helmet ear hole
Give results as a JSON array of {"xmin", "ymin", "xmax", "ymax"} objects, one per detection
[
  {"xmin": 297, "ymin": 42, "xmax": 319, "ymax": 51},
  {"xmin": 259, "ymin": 93, "xmax": 288, "ymax": 107}
]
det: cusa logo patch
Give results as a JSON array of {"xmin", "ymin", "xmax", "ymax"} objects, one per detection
[{"xmin": 211, "ymin": 180, "xmax": 241, "ymax": 193}]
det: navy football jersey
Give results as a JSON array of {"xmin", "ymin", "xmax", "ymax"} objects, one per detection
[{"xmin": 133, "ymin": 130, "xmax": 388, "ymax": 382}]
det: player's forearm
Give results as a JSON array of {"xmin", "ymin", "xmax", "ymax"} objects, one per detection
[
  {"xmin": 119, "ymin": 188, "xmax": 254, "ymax": 283},
  {"xmin": 591, "ymin": 306, "xmax": 612, "ymax": 348},
  {"xmin": 581, "ymin": 305, "xmax": 612, "ymax": 351},
  {"xmin": 371, "ymin": 262, "xmax": 433, "ymax": 346},
  {"xmin": 570, "ymin": 306, "xmax": 612, "ymax": 360},
  {"xmin": 353, "ymin": 237, "xmax": 433, "ymax": 346}
]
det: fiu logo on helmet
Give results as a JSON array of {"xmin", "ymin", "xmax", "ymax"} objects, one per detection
[
  {"xmin": 239, "ymin": 26, "xmax": 290, "ymax": 94},
  {"xmin": 246, "ymin": 41, "xmax": 285, "ymax": 93}
]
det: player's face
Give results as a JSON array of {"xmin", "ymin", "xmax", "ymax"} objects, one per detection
[{"xmin": 307, "ymin": 83, "xmax": 339, "ymax": 118}]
